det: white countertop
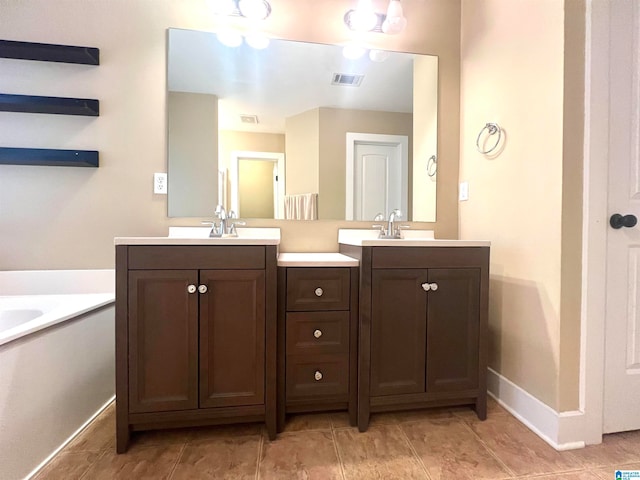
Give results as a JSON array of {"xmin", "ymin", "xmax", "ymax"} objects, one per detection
[
  {"xmin": 115, "ymin": 227, "xmax": 281, "ymax": 246},
  {"xmin": 277, "ymin": 253, "xmax": 359, "ymax": 267},
  {"xmin": 338, "ymin": 229, "xmax": 490, "ymax": 247}
]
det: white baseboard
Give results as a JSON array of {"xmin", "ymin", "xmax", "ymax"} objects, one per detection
[
  {"xmin": 487, "ymin": 368, "xmax": 586, "ymax": 450},
  {"xmin": 24, "ymin": 395, "xmax": 116, "ymax": 480}
]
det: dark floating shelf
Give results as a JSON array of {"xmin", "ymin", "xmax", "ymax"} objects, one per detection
[
  {"xmin": 0, "ymin": 93, "xmax": 99, "ymax": 116},
  {"xmin": 0, "ymin": 147, "xmax": 99, "ymax": 167},
  {"xmin": 0, "ymin": 40, "xmax": 99, "ymax": 65}
]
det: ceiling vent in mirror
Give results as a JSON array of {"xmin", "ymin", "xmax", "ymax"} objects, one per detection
[
  {"xmin": 240, "ymin": 114, "xmax": 259, "ymax": 124},
  {"xmin": 331, "ymin": 73, "xmax": 364, "ymax": 87}
]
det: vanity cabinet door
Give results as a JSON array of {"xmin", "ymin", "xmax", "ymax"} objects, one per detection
[
  {"xmin": 370, "ymin": 269, "xmax": 427, "ymax": 397},
  {"xmin": 199, "ymin": 269, "xmax": 266, "ymax": 408},
  {"xmin": 128, "ymin": 270, "xmax": 199, "ymax": 413},
  {"xmin": 426, "ymin": 268, "xmax": 480, "ymax": 393}
]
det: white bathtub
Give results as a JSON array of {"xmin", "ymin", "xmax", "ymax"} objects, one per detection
[
  {"xmin": 0, "ymin": 270, "xmax": 115, "ymax": 480},
  {"xmin": 0, "ymin": 293, "xmax": 113, "ymax": 347}
]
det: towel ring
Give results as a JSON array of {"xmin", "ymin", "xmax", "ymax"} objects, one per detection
[
  {"xmin": 427, "ymin": 155, "xmax": 437, "ymax": 177},
  {"xmin": 476, "ymin": 122, "xmax": 502, "ymax": 154}
]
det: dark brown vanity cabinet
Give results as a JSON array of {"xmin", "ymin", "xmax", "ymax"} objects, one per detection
[
  {"xmin": 115, "ymin": 245, "xmax": 277, "ymax": 453},
  {"xmin": 339, "ymin": 245, "xmax": 489, "ymax": 431},
  {"xmin": 277, "ymin": 267, "xmax": 358, "ymax": 431}
]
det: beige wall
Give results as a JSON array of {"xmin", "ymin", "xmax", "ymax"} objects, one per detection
[
  {"xmin": 285, "ymin": 108, "xmax": 320, "ymax": 196},
  {"xmin": 0, "ymin": 0, "xmax": 461, "ymax": 269},
  {"xmin": 459, "ymin": 0, "xmax": 583, "ymax": 411},
  {"xmin": 218, "ymin": 130, "xmax": 285, "ymax": 173},
  {"xmin": 413, "ymin": 56, "xmax": 439, "ymax": 221},
  {"xmin": 559, "ymin": 0, "xmax": 585, "ymax": 412},
  {"xmin": 167, "ymin": 91, "xmax": 218, "ymax": 217}
]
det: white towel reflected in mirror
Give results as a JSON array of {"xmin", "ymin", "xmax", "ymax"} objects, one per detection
[{"xmin": 284, "ymin": 193, "xmax": 318, "ymax": 220}]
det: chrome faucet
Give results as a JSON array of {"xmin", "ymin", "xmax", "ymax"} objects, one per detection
[
  {"xmin": 206, "ymin": 205, "xmax": 245, "ymax": 237},
  {"xmin": 215, "ymin": 204, "xmax": 228, "ymax": 237},
  {"xmin": 387, "ymin": 209, "xmax": 402, "ymax": 237},
  {"xmin": 372, "ymin": 209, "xmax": 406, "ymax": 239}
]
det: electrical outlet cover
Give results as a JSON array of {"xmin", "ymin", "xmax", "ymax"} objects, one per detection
[
  {"xmin": 459, "ymin": 181, "xmax": 469, "ymax": 201},
  {"xmin": 154, "ymin": 172, "xmax": 167, "ymax": 194}
]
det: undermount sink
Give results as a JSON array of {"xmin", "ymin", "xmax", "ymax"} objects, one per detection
[
  {"xmin": 338, "ymin": 228, "xmax": 435, "ymax": 246},
  {"xmin": 338, "ymin": 229, "xmax": 490, "ymax": 247},
  {"xmin": 167, "ymin": 227, "xmax": 280, "ymax": 244}
]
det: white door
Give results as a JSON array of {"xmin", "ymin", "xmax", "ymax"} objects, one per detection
[
  {"xmin": 603, "ymin": 0, "xmax": 640, "ymax": 434},
  {"xmin": 346, "ymin": 133, "xmax": 408, "ymax": 221}
]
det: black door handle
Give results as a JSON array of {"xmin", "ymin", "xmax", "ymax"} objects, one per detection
[{"xmin": 610, "ymin": 213, "xmax": 638, "ymax": 229}]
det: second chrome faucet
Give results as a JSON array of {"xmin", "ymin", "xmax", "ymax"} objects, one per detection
[{"xmin": 373, "ymin": 209, "xmax": 408, "ymax": 239}]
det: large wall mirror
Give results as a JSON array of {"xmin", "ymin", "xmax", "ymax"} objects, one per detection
[{"xmin": 167, "ymin": 28, "xmax": 438, "ymax": 221}]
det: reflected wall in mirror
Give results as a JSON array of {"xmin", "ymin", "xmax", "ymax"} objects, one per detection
[{"xmin": 167, "ymin": 28, "xmax": 438, "ymax": 221}]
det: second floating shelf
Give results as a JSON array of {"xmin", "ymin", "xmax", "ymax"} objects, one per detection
[
  {"xmin": 0, "ymin": 39, "xmax": 100, "ymax": 65},
  {"xmin": 0, "ymin": 93, "xmax": 99, "ymax": 116},
  {"xmin": 0, "ymin": 147, "xmax": 99, "ymax": 167}
]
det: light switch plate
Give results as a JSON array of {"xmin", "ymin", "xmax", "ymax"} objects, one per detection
[
  {"xmin": 154, "ymin": 173, "xmax": 167, "ymax": 194},
  {"xmin": 459, "ymin": 181, "xmax": 469, "ymax": 201}
]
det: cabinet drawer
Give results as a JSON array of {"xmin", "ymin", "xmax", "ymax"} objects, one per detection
[
  {"xmin": 286, "ymin": 268, "xmax": 350, "ymax": 311},
  {"xmin": 128, "ymin": 245, "xmax": 265, "ymax": 270},
  {"xmin": 372, "ymin": 247, "xmax": 489, "ymax": 269},
  {"xmin": 286, "ymin": 311, "xmax": 349, "ymax": 355},
  {"xmin": 286, "ymin": 354, "xmax": 349, "ymax": 400}
]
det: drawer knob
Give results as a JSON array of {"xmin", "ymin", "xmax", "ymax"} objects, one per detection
[
  {"xmin": 187, "ymin": 284, "xmax": 197, "ymax": 294},
  {"xmin": 430, "ymin": 282, "xmax": 438, "ymax": 291},
  {"xmin": 313, "ymin": 329, "xmax": 323, "ymax": 338},
  {"xmin": 198, "ymin": 284, "xmax": 208, "ymax": 294},
  {"xmin": 315, "ymin": 287, "xmax": 324, "ymax": 297},
  {"xmin": 314, "ymin": 370, "xmax": 323, "ymax": 381}
]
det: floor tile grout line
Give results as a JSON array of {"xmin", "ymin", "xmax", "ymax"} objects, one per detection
[
  {"xmin": 459, "ymin": 418, "xmax": 518, "ymax": 478},
  {"xmin": 330, "ymin": 426, "xmax": 348, "ymax": 480},
  {"xmin": 393, "ymin": 423, "xmax": 432, "ymax": 480},
  {"xmin": 166, "ymin": 440, "xmax": 188, "ymax": 480},
  {"xmin": 254, "ymin": 430, "xmax": 265, "ymax": 480},
  {"xmin": 77, "ymin": 447, "xmax": 110, "ymax": 480},
  {"xmin": 459, "ymin": 417, "xmax": 594, "ymax": 478}
]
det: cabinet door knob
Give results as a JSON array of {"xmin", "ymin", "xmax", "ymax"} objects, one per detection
[
  {"xmin": 187, "ymin": 284, "xmax": 197, "ymax": 294},
  {"xmin": 421, "ymin": 282, "xmax": 431, "ymax": 292},
  {"xmin": 429, "ymin": 283, "xmax": 438, "ymax": 291},
  {"xmin": 198, "ymin": 284, "xmax": 208, "ymax": 294},
  {"xmin": 313, "ymin": 329, "xmax": 323, "ymax": 338},
  {"xmin": 314, "ymin": 370, "xmax": 323, "ymax": 381},
  {"xmin": 315, "ymin": 287, "xmax": 324, "ymax": 297}
]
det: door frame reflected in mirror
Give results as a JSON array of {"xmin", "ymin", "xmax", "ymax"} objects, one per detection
[{"xmin": 230, "ymin": 150, "xmax": 285, "ymax": 219}]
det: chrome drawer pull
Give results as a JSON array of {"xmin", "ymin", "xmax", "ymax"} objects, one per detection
[
  {"xmin": 313, "ymin": 329, "xmax": 323, "ymax": 339},
  {"xmin": 198, "ymin": 284, "xmax": 208, "ymax": 294},
  {"xmin": 187, "ymin": 284, "xmax": 197, "ymax": 294},
  {"xmin": 314, "ymin": 370, "xmax": 323, "ymax": 381},
  {"xmin": 315, "ymin": 287, "xmax": 324, "ymax": 297}
]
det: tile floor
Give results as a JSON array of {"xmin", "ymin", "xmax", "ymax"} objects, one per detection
[{"xmin": 34, "ymin": 398, "xmax": 640, "ymax": 479}]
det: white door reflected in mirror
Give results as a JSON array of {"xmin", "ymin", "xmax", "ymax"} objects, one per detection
[{"xmin": 346, "ymin": 133, "xmax": 408, "ymax": 221}]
